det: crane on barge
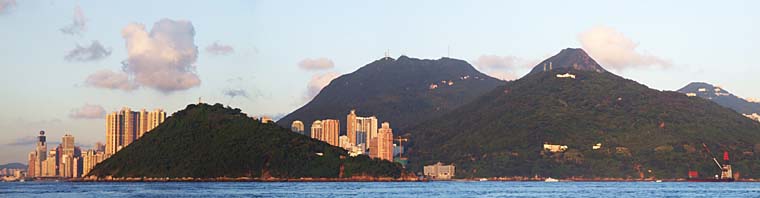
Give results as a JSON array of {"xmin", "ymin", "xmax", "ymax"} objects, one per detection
[{"xmin": 687, "ymin": 143, "xmax": 734, "ymax": 182}]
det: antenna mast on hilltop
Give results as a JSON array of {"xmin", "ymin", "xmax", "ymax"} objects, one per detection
[
  {"xmin": 447, "ymin": 45, "xmax": 451, "ymax": 58},
  {"xmin": 198, "ymin": 97, "xmax": 202, "ymax": 104},
  {"xmin": 384, "ymin": 49, "xmax": 390, "ymax": 59}
]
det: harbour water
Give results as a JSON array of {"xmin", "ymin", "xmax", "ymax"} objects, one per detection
[{"xmin": 2, "ymin": 181, "xmax": 760, "ymax": 197}]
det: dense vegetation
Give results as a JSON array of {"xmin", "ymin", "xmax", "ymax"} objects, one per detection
[
  {"xmin": 408, "ymin": 50, "xmax": 760, "ymax": 179},
  {"xmin": 88, "ymin": 103, "xmax": 402, "ymax": 178},
  {"xmin": 678, "ymin": 82, "xmax": 760, "ymax": 114},
  {"xmin": 277, "ymin": 56, "xmax": 504, "ymax": 136}
]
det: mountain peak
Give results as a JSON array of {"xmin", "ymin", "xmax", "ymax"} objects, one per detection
[
  {"xmin": 528, "ymin": 48, "xmax": 607, "ymax": 75},
  {"xmin": 677, "ymin": 82, "xmax": 760, "ymax": 114},
  {"xmin": 277, "ymin": 54, "xmax": 504, "ymax": 133}
]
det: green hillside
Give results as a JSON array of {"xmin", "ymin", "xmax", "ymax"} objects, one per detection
[
  {"xmin": 277, "ymin": 56, "xmax": 504, "ymax": 135},
  {"xmin": 88, "ymin": 103, "xmax": 402, "ymax": 179},
  {"xmin": 408, "ymin": 50, "xmax": 760, "ymax": 179}
]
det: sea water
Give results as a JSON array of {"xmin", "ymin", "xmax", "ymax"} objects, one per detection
[{"xmin": 2, "ymin": 181, "xmax": 760, "ymax": 197}]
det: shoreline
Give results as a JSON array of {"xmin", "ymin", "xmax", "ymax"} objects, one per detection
[
  {"xmin": 16, "ymin": 176, "xmax": 760, "ymax": 183},
  {"xmin": 67, "ymin": 176, "xmax": 427, "ymax": 182}
]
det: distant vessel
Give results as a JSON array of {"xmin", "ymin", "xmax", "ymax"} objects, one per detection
[
  {"xmin": 544, "ymin": 177, "xmax": 559, "ymax": 182},
  {"xmin": 687, "ymin": 144, "xmax": 734, "ymax": 182}
]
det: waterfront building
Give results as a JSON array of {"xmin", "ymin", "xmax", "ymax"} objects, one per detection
[
  {"xmin": 41, "ymin": 156, "xmax": 56, "ymax": 177},
  {"xmin": 346, "ymin": 109, "xmax": 378, "ymax": 151},
  {"xmin": 58, "ymin": 134, "xmax": 80, "ymax": 177},
  {"xmin": 347, "ymin": 110, "xmax": 357, "ymax": 145},
  {"xmin": 291, "ymin": 120, "xmax": 305, "ymax": 135},
  {"xmin": 322, "ymin": 119, "xmax": 340, "ymax": 146},
  {"xmin": 60, "ymin": 154, "xmax": 73, "ymax": 178},
  {"xmin": 27, "ymin": 130, "xmax": 47, "ymax": 177},
  {"xmin": 355, "ymin": 116, "xmax": 377, "ymax": 151},
  {"xmin": 310, "ymin": 120, "xmax": 323, "ymax": 140},
  {"xmin": 42, "ymin": 149, "xmax": 57, "ymax": 177},
  {"xmin": 370, "ymin": 122, "xmax": 394, "ymax": 161},
  {"xmin": 106, "ymin": 107, "xmax": 166, "ymax": 156},
  {"xmin": 424, "ymin": 162, "xmax": 456, "ymax": 180},
  {"xmin": 82, "ymin": 145, "xmax": 107, "ymax": 176},
  {"xmin": 61, "ymin": 134, "xmax": 75, "ymax": 159},
  {"xmin": 73, "ymin": 157, "xmax": 81, "ymax": 178}
]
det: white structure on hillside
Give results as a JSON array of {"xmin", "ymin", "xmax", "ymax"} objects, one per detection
[
  {"xmin": 744, "ymin": 113, "xmax": 760, "ymax": 123},
  {"xmin": 686, "ymin": 93, "xmax": 697, "ymax": 97},
  {"xmin": 592, "ymin": 143, "xmax": 602, "ymax": 150},
  {"xmin": 543, "ymin": 143, "xmax": 568, "ymax": 152},
  {"xmin": 556, "ymin": 73, "xmax": 576, "ymax": 79}
]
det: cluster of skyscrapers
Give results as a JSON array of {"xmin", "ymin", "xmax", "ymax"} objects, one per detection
[
  {"xmin": 26, "ymin": 107, "xmax": 165, "ymax": 179},
  {"xmin": 106, "ymin": 108, "xmax": 166, "ymax": 155},
  {"xmin": 291, "ymin": 109, "xmax": 394, "ymax": 161},
  {"xmin": 27, "ymin": 131, "xmax": 103, "ymax": 178}
]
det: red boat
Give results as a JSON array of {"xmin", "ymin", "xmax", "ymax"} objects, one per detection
[{"xmin": 687, "ymin": 144, "xmax": 734, "ymax": 182}]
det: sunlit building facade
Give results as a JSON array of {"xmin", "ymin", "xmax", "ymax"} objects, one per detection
[
  {"xmin": 370, "ymin": 122, "xmax": 394, "ymax": 161},
  {"xmin": 106, "ymin": 107, "xmax": 166, "ymax": 156},
  {"xmin": 322, "ymin": 119, "xmax": 340, "ymax": 146},
  {"xmin": 291, "ymin": 120, "xmax": 305, "ymax": 135}
]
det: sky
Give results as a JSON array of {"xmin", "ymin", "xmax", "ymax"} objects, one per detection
[{"xmin": 1, "ymin": 0, "xmax": 758, "ymax": 164}]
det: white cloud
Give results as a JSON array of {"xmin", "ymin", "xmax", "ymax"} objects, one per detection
[
  {"xmin": 60, "ymin": 6, "xmax": 86, "ymax": 35},
  {"xmin": 0, "ymin": 0, "xmax": 16, "ymax": 14},
  {"xmin": 298, "ymin": 58, "xmax": 334, "ymax": 70},
  {"xmin": 69, "ymin": 104, "xmax": 106, "ymax": 119},
  {"xmin": 205, "ymin": 41, "xmax": 234, "ymax": 55},
  {"xmin": 85, "ymin": 18, "xmax": 200, "ymax": 93},
  {"xmin": 85, "ymin": 70, "xmax": 137, "ymax": 91},
  {"xmin": 474, "ymin": 55, "xmax": 520, "ymax": 70},
  {"xmin": 65, "ymin": 41, "xmax": 111, "ymax": 62},
  {"xmin": 223, "ymin": 89, "xmax": 249, "ymax": 98},
  {"xmin": 484, "ymin": 71, "xmax": 518, "ymax": 81},
  {"xmin": 578, "ymin": 26, "xmax": 672, "ymax": 70},
  {"xmin": 472, "ymin": 55, "xmax": 528, "ymax": 81},
  {"xmin": 306, "ymin": 72, "xmax": 339, "ymax": 100}
]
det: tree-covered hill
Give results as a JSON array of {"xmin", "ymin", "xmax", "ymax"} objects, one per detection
[
  {"xmin": 87, "ymin": 103, "xmax": 402, "ymax": 179},
  {"xmin": 277, "ymin": 56, "xmax": 504, "ymax": 135},
  {"xmin": 678, "ymin": 82, "xmax": 760, "ymax": 115},
  {"xmin": 408, "ymin": 49, "xmax": 760, "ymax": 179}
]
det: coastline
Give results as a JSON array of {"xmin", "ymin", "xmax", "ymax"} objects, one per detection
[
  {"xmin": 36, "ymin": 176, "xmax": 760, "ymax": 182},
  {"xmin": 68, "ymin": 175, "xmax": 427, "ymax": 182}
]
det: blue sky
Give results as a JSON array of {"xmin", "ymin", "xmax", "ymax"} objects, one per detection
[{"xmin": 1, "ymin": 0, "xmax": 758, "ymax": 164}]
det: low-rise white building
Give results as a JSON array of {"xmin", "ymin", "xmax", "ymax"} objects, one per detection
[
  {"xmin": 592, "ymin": 143, "xmax": 602, "ymax": 150},
  {"xmin": 556, "ymin": 73, "xmax": 576, "ymax": 79},
  {"xmin": 424, "ymin": 162, "xmax": 455, "ymax": 180},
  {"xmin": 543, "ymin": 143, "xmax": 568, "ymax": 152},
  {"xmin": 744, "ymin": 113, "xmax": 760, "ymax": 123}
]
